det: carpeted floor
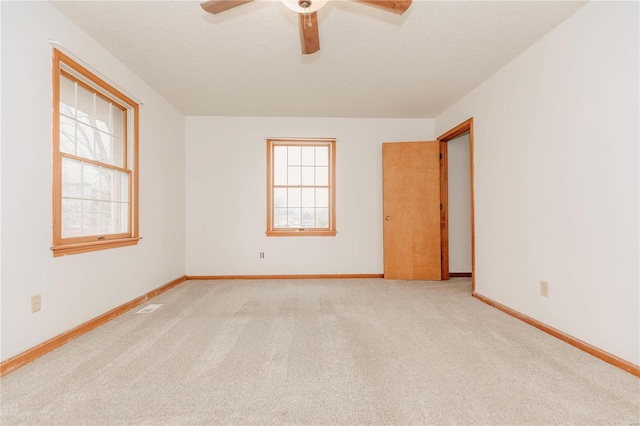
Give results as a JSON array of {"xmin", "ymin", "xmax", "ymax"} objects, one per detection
[{"xmin": 1, "ymin": 278, "xmax": 638, "ymax": 425}]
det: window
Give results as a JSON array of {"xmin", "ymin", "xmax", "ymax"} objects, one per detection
[
  {"xmin": 266, "ymin": 139, "xmax": 336, "ymax": 236},
  {"xmin": 51, "ymin": 49, "xmax": 140, "ymax": 256}
]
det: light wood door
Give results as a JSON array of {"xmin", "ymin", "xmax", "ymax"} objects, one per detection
[{"xmin": 383, "ymin": 142, "xmax": 441, "ymax": 280}]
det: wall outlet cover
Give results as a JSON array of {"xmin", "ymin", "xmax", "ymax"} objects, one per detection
[
  {"xmin": 540, "ymin": 281, "xmax": 549, "ymax": 297},
  {"xmin": 31, "ymin": 295, "xmax": 41, "ymax": 313}
]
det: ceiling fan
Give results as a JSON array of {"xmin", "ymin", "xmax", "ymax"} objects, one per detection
[{"xmin": 200, "ymin": 0, "xmax": 412, "ymax": 54}]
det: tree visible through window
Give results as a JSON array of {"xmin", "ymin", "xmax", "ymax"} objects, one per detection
[
  {"xmin": 52, "ymin": 49, "xmax": 140, "ymax": 256},
  {"xmin": 266, "ymin": 139, "xmax": 336, "ymax": 236}
]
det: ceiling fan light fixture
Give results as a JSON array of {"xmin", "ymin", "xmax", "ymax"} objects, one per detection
[{"xmin": 281, "ymin": 0, "xmax": 328, "ymax": 14}]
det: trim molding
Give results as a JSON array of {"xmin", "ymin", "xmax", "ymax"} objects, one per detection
[
  {"xmin": 266, "ymin": 139, "xmax": 337, "ymax": 237},
  {"xmin": 51, "ymin": 237, "xmax": 142, "ymax": 257},
  {"xmin": 51, "ymin": 49, "xmax": 140, "ymax": 257},
  {"xmin": 473, "ymin": 292, "xmax": 640, "ymax": 377},
  {"xmin": 0, "ymin": 275, "xmax": 187, "ymax": 377},
  {"xmin": 438, "ymin": 140, "xmax": 449, "ymax": 280},
  {"xmin": 437, "ymin": 118, "xmax": 475, "ymax": 292},
  {"xmin": 450, "ymin": 272, "xmax": 472, "ymax": 278},
  {"xmin": 187, "ymin": 274, "xmax": 384, "ymax": 280}
]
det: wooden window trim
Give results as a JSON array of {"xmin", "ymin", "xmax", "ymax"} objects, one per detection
[
  {"xmin": 266, "ymin": 138, "xmax": 337, "ymax": 237},
  {"xmin": 51, "ymin": 237, "xmax": 142, "ymax": 257},
  {"xmin": 51, "ymin": 49, "xmax": 140, "ymax": 256}
]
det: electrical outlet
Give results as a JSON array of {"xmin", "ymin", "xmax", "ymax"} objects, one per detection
[
  {"xmin": 540, "ymin": 281, "xmax": 549, "ymax": 297},
  {"xmin": 31, "ymin": 295, "xmax": 41, "ymax": 313},
  {"xmin": 259, "ymin": 252, "xmax": 264, "ymax": 259}
]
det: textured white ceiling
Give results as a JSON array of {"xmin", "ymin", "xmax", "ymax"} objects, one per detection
[{"xmin": 52, "ymin": 0, "xmax": 586, "ymax": 118}]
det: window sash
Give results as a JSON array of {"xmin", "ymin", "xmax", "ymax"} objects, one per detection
[
  {"xmin": 57, "ymin": 68, "xmax": 129, "ymax": 168},
  {"xmin": 60, "ymin": 155, "xmax": 132, "ymax": 242}
]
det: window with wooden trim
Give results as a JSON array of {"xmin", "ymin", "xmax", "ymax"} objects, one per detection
[
  {"xmin": 267, "ymin": 139, "xmax": 336, "ymax": 236},
  {"xmin": 51, "ymin": 49, "xmax": 140, "ymax": 256}
]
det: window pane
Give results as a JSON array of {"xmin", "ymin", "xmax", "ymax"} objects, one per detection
[
  {"xmin": 99, "ymin": 201, "xmax": 128, "ymax": 234},
  {"xmin": 301, "ymin": 208, "xmax": 315, "ymax": 228},
  {"xmin": 76, "ymin": 83, "xmax": 95, "ymax": 126},
  {"xmin": 59, "ymin": 115, "xmax": 76, "ymax": 155},
  {"xmin": 94, "ymin": 96, "xmax": 111, "ymax": 133},
  {"xmin": 61, "ymin": 198, "xmax": 82, "ymax": 238},
  {"xmin": 288, "ymin": 146, "xmax": 301, "ymax": 166},
  {"xmin": 99, "ymin": 168, "xmax": 115, "ymax": 201},
  {"xmin": 315, "ymin": 166, "xmax": 328, "ymax": 186},
  {"xmin": 82, "ymin": 200, "xmax": 100, "ymax": 236},
  {"xmin": 82, "ymin": 163, "xmax": 116, "ymax": 201},
  {"xmin": 112, "ymin": 108, "xmax": 125, "ymax": 140},
  {"xmin": 316, "ymin": 208, "xmax": 329, "ymax": 228},
  {"xmin": 301, "ymin": 167, "xmax": 314, "ymax": 185},
  {"xmin": 94, "ymin": 131, "xmax": 112, "ymax": 163},
  {"xmin": 112, "ymin": 137, "xmax": 124, "ymax": 168},
  {"xmin": 62, "ymin": 157, "xmax": 82, "ymax": 198},
  {"xmin": 76, "ymin": 161, "xmax": 127, "ymax": 203},
  {"xmin": 116, "ymin": 202, "xmax": 128, "ymax": 233},
  {"xmin": 301, "ymin": 147, "xmax": 314, "ymax": 166},
  {"xmin": 287, "ymin": 208, "xmax": 301, "ymax": 228},
  {"xmin": 64, "ymin": 190, "xmax": 129, "ymax": 237},
  {"xmin": 74, "ymin": 124, "xmax": 123, "ymax": 167},
  {"xmin": 60, "ymin": 75, "xmax": 76, "ymax": 117},
  {"xmin": 98, "ymin": 168, "xmax": 123, "ymax": 203},
  {"xmin": 98, "ymin": 201, "xmax": 111, "ymax": 234},
  {"xmin": 288, "ymin": 166, "xmax": 301, "ymax": 185},
  {"xmin": 274, "ymin": 187, "xmax": 287, "ymax": 208},
  {"xmin": 82, "ymin": 163, "xmax": 100, "ymax": 200},
  {"xmin": 76, "ymin": 122, "xmax": 97, "ymax": 160},
  {"xmin": 316, "ymin": 146, "xmax": 328, "ymax": 166},
  {"xmin": 288, "ymin": 188, "xmax": 301, "ymax": 208},
  {"xmin": 273, "ymin": 146, "xmax": 287, "ymax": 185},
  {"xmin": 94, "ymin": 130, "xmax": 124, "ymax": 167},
  {"xmin": 301, "ymin": 188, "xmax": 315, "ymax": 207},
  {"xmin": 274, "ymin": 208, "xmax": 288, "ymax": 228},
  {"xmin": 114, "ymin": 170, "xmax": 129, "ymax": 203},
  {"xmin": 316, "ymin": 188, "xmax": 328, "ymax": 208}
]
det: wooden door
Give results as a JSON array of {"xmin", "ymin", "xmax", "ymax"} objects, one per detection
[{"xmin": 383, "ymin": 142, "xmax": 441, "ymax": 280}]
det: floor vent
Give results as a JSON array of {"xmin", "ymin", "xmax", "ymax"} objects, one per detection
[{"xmin": 136, "ymin": 304, "xmax": 163, "ymax": 314}]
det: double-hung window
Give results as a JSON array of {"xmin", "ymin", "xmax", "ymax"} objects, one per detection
[
  {"xmin": 266, "ymin": 138, "xmax": 336, "ymax": 236},
  {"xmin": 51, "ymin": 49, "xmax": 140, "ymax": 256}
]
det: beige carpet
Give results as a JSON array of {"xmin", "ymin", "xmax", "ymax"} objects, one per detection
[{"xmin": 1, "ymin": 278, "xmax": 638, "ymax": 425}]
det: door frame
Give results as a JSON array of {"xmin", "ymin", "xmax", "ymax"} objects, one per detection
[{"xmin": 437, "ymin": 118, "xmax": 476, "ymax": 293}]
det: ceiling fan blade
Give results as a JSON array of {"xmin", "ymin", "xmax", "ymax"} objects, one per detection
[
  {"xmin": 298, "ymin": 12, "xmax": 320, "ymax": 55},
  {"xmin": 354, "ymin": 0, "xmax": 412, "ymax": 15},
  {"xmin": 200, "ymin": 0, "xmax": 253, "ymax": 14}
]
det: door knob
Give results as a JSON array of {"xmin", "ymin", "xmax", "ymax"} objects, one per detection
[{"xmin": 385, "ymin": 216, "xmax": 391, "ymax": 221}]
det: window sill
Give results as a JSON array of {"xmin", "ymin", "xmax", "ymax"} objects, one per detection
[
  {"xmin": 266, "ymin": 230, "xmax": 336, "ymax": 237},
  {"xmin": 51, "ymin": 237, "xmax": 142, "ymax": 257}
]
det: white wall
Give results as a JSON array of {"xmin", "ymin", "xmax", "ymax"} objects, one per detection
[
  {"xmin": 435, "ymin": 2, "xmax": 639, "ymax": 364},
  {"xmin": 0, "ymin": 2, "xmax": 4, "ymax": 353},
  {"xmin": 0, "ymin": 2, "xmax": 186, "ymax": 361},
  {"xmin": 447, "ymin": 133, "xmax": 472, "ymax": 273},
  {"xmin": 186, "ymin": 117, "xmax": 433, "ymax": 275}
]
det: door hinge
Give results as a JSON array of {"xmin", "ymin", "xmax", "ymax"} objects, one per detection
[
  {"xmin": 440, "ymin": 203, "xmax": 443, "ymax": 210},
  {"xmin": 440, "ymin": 153, "xmax": 442, "ymax": 160}
]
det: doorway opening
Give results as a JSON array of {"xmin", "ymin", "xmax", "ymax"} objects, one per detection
[{"xmin": 438, "ymin": 118, "xmax": 476, "ymax": 293}]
